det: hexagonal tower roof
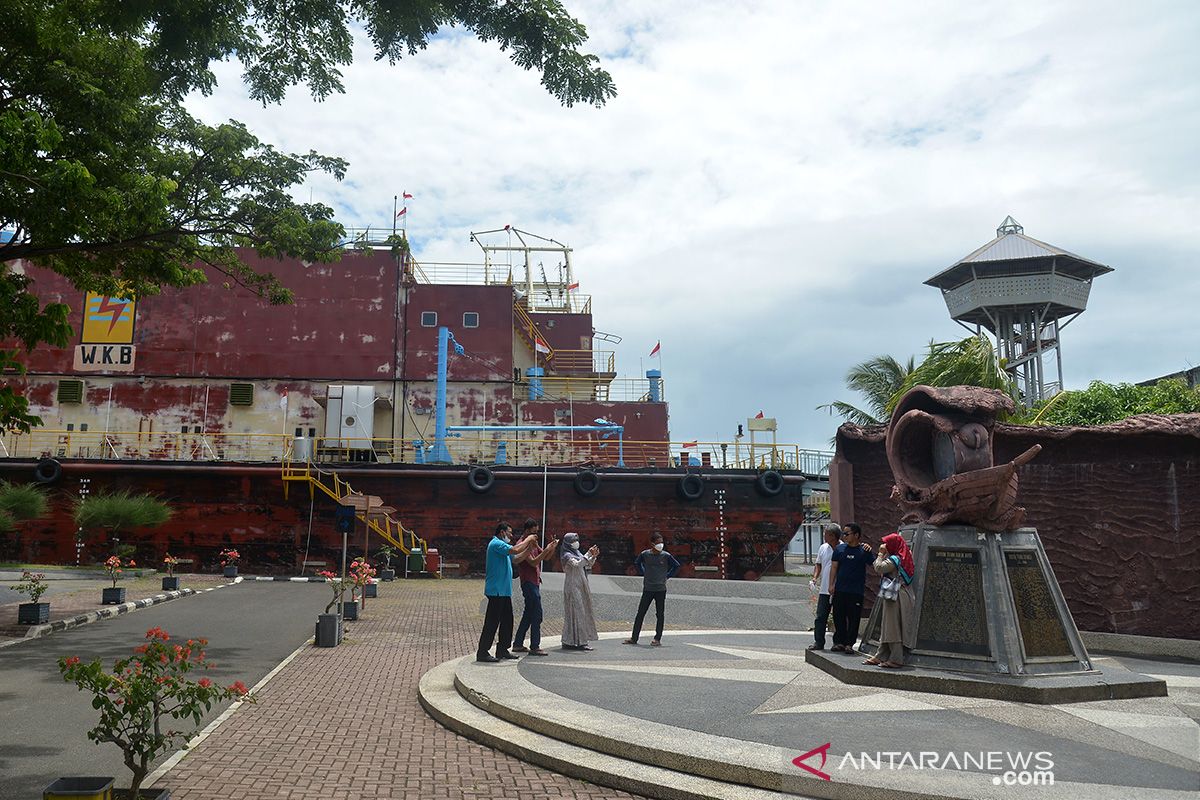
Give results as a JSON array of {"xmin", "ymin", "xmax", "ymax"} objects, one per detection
[{"xmin": 925, "ymin": 216, "xmax": 1114, "ymax": 329}]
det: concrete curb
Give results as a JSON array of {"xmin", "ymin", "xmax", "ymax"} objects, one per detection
[
  {"xmin": 1082, "ymin": 631, "xmax": 1200, "ymax": 662},
  {"xmin": 0, "ymin": 578, "xmax": 244, "ymax": 649}
]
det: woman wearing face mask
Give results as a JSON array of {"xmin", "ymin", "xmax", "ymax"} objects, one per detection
[{"xmin": 558, "ymin": 532, "xmax": 600, "ymax": 651}]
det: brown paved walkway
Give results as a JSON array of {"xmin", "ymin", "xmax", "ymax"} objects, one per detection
[{"xmin": 160, "ymin": 579, "xmax": 647, "ymax": 799}]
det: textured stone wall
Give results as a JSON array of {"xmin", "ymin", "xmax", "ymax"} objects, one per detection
[{"xmin": 833, "ymin": 415, "xmax": 1200, "ymax": 640}]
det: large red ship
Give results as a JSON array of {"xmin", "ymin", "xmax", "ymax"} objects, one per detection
[{"xmin": 1, "ymin": 228, "xmax": 831, "ymax": 578}]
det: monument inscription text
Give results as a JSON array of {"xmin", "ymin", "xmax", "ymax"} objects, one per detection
[
  {"xmin": 1004, "ymin": 550, "xmax": 1073, "ymax": 658},
  {"xmin": 916, "ymin": 547, "xmax": 991, "ymax": 657}
]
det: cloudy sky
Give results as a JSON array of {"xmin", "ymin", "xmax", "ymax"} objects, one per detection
[{"xmin": 187, "ymin": 0, "xmax": 1200, "ymax": 449}]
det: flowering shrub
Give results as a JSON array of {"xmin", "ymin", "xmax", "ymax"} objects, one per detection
[
  {"xmin": 10, "ymin": 570, "xmax": 48, "ymax": 603},
  {"xmin": 348, "ymin": 558, "xmax": 376, "ymax": 600},
  {"xmin": 104, "ymin": 555, "xmax": 135, "ymax": 589},
  {"xmin": 218, "ymin": 548, "xmax": 240, "ymax": 567},
  {"xmin": 59, "ymin": 627, "xmax": 253, "ymax": 799},
  {"xmin": 162, "ymin": 553, "xmax": 179, "ymax": 577},
  {"xmin": 318, "ymin": 570, "xmax": 348, "ymax": 613}
]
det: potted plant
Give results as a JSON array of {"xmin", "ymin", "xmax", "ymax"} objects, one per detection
[
  {"xmin": 376, "ymin": 545, "xmax": 398, "ymax": 581},
  {"xmin": 315, "ymin": 570, "xmax": 346, "ymax": 646},
  {"xmin": 219, "ymin": 548, "xmax": 240, "ymax": 578},
  {"xmin": 347, "ymin": 558, "xmax": 376, "ymax": 613},
  {"xmin": 103, "ymin": 555, "xmax": 134, "ymax": 604},
  {"xmin": 10, "ymin": 570, "xmax": 50, "ymax": 624},
  {"xmin": 54, "ymin": 626, "xmax": 253, "ymax": 799},
  {"xmin": 161, "ymin": 554, "xmax": 180, "ymax": 591}
]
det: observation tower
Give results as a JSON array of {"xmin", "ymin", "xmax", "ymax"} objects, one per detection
[{"xmin": 925, "ymin": 216, "xmax": 1113, "ymax": 407}]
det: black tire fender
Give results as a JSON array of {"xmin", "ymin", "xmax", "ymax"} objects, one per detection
[
  {"xmin": 755, "ymin": 469, "xmax": 784, "ymax": 497},
  {"xmin": 34, "ymin": 457, "xmax": 62, "ymax": 485},
  {"xmin": 467, "ymin": 465, "xmax": 495, "ymax": 494},
  {"xmin": 677, "ymin": 473, "xmax": 705, "ymax": 501},
  {"xmin": 573, "ymin": 469, "xmax": 600, "ymax": 497}
]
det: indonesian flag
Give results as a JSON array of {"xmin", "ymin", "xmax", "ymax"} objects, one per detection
[
  {"xmin": 649, "ymin": 341, "xmax": 661, "ymax": 358},
  {"xmin": 755, "ymin": 411, "xmax": 764, "ymax": 419},
  {"xmin": 681, "ymin": 441, "xmax": 698, "ymax": 448},
  {"xmin": 395, "ymin": 207, "xmax": 407, "ymax": 218},
  {"xmin": 403, "ymin": 192, "xmax": 414, "ymax": 200},
  {"xmin": 534, "ymin": 335, "xmax": 550, "ymax": 354},
  {"xmin": 567, "ymin": 282, "xmax": 579, "ymax": 292}
]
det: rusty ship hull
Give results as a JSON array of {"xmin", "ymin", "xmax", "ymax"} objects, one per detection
[{"xmin": 0, "ymin": 459, "xmax": 806, "ymax": 579}]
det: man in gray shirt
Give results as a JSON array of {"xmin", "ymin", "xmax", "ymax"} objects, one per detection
[{"xmin": 624, "ymin": 533, "xmax": 681, "ymax": 646}]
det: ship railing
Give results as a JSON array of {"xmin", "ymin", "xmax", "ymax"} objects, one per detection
[
  {"xmin": 384, "ymin": 258, "xmax": 592, "ymax": 311},
  {"xmin": 5, "ymin": 430, "xmax": 833, "ymax": 477},
  {"xmin": 515, "ymin": 376, "xmax": 659, "ymax": 403},
  {"xmin": 0, "ymin": 429, "xmax": 291, "ymax": 462},
  {"xmin": 549, "ymin": 350, "xmax": 616, "ymax": 374}
]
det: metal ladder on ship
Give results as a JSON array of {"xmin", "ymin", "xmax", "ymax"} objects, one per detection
[{"xmin": 281, "ymin": 456, "xmax": 440, "ymax": 577}]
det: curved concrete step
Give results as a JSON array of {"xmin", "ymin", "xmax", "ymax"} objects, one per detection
[
  {"xmin": 418, "ymin": 655, "xmax": 796, "ymax": 800},
  {"xmin": 427, "ymin": 631, "xmax": 1197, "ymax": 800}
]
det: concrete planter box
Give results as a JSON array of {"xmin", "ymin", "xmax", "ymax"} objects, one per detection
[
  {"xmin": 41, "ymin": 777, "xmax": 168, "ymax": 799},
  {"xmin": 161, "ymin": 576, "xmax": 180, "ymax": 591},
  {"xmin": 223, "ymin": 565, "xmax": 238, "ymax": 578},
  {"xmin": 315, "ymin": 613, "xmax": 342, "ymax": 647},
  {"xmin": 380, "ymin": 568, "xmax": 396, "ymax": 582},
  {"xmin": 363, "ymin": 582, "xmax": 378, "ymax": 598},
  {"xmin": 340, "ymin": 600, "xmax": 358, "ymax": 621},
  {"xmin": 18, "ymin": 602, "xmax": 49, "ymax": 625},
  {"xmin": 43, "ymin": 776, "xmax": 115, "ymax": 799},
  {"xmin": 102, "ymin": 587, "xmax": 126, "ymax": 605}
]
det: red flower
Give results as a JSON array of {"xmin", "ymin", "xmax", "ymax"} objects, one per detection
[
  {"xmin": 197, "ymin": 677, "xmax": 212, "ymax": 688},
  {"xmin": 64, "ymin": 656, "xmax": 80, "ymax": 667},
  {"xmin": 228, "ymin": 680, "xmax": 249, "ymax": 695}
]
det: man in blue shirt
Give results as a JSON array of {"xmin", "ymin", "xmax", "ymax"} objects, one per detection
[
  {"xmin": 827, "ymin": 522, "xmax": 874, "ymax": 654},
  {"xmin": 477, "ymin": 522, "xmax": 538, "ymax": 662}
]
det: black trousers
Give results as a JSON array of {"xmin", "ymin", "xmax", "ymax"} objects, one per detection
[
  {"xmin": 631, "ymin": 589, "xmax": 666, "ymax": 642},
  {"xmin": 813, "ymin": 593, "xmax": 832, "ymax": 648},
  {"xmin": 832, "ymin": 592, "xmax": 864, "ymax": 647},
  {"xmin": 478, "ymin": 595, "xmax": 514, "ymax": 657}
]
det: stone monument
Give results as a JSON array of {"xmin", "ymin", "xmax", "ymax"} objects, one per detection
[{"xmin": 812, "ymin": 385, "xmax": 1166, "ymax": 702}]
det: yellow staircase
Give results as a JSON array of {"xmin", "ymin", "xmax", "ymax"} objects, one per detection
[
  {"xmin": 513, "ymin": 300, "xmax": 555, "ymax": 361},
  {"xmin": 282, "ymin": 457, "xmax": 431, "ymax": 564}
]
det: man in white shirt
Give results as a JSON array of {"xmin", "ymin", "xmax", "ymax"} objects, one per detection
[{"xmin": 807, "ymin": 524, "xmax": 842, "ymax": 651}]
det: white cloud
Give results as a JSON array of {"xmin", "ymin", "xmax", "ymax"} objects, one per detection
[{"xmin": 187, "ymin": 0, "xmax": 1200, "ymax": 447}]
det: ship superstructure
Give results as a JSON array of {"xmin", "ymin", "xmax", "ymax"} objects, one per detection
[{"xmin": 1, "ymin": 228, "xmax": 831, "ymax": 577}]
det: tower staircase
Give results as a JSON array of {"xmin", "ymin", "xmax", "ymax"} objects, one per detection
[{"xmin": 282, "ymin": 457, "xmax": 431, "ymax": 564}]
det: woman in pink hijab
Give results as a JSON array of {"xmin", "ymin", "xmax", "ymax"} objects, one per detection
[{"xmin": 864, "ymin": 532, "xmax": 916, "ymax": 668}]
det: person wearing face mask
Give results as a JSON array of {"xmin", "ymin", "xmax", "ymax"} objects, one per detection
[
  {"xmin": 624, "ymin": 532, "xmax": 680, "ymax": 646},
  {"xmin": 558, "ymin": 532, "xmax": 600, "ymax": 651},
  {"xmin": 477, "ymin": 521, "xmax": 539, "ymax": 663}
]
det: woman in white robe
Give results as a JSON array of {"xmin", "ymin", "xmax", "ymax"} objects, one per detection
[{"xmin": 558, "ymin": 532, "xmax": 599, "ymax": 650}]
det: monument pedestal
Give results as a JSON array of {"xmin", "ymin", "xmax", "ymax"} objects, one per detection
[
  {"xmin": 862, "ymin": 523, "xmax": 1092, "ymax": 676},
  {"xmin": 819, "ymin": 523, "xmax": 1170, "ymax": 703}
]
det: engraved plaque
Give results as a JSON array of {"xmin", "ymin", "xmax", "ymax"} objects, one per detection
[
  {"xmin": 1005, "ymin": 550, "xmax": 1073, "ymax": 658},
  {"xmin": 916, "ymin": 548, "xmax": 990, "ymax": 656}
]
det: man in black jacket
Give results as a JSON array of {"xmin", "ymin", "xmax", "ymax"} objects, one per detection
[{"xmin": 624, "ymin": 533, "xmax": 681, "ymax": 646}]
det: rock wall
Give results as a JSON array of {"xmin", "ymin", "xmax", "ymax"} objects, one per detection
[{"xmin": 832, "ymin": 414, "xmax": 1200, "ymax": 640}]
